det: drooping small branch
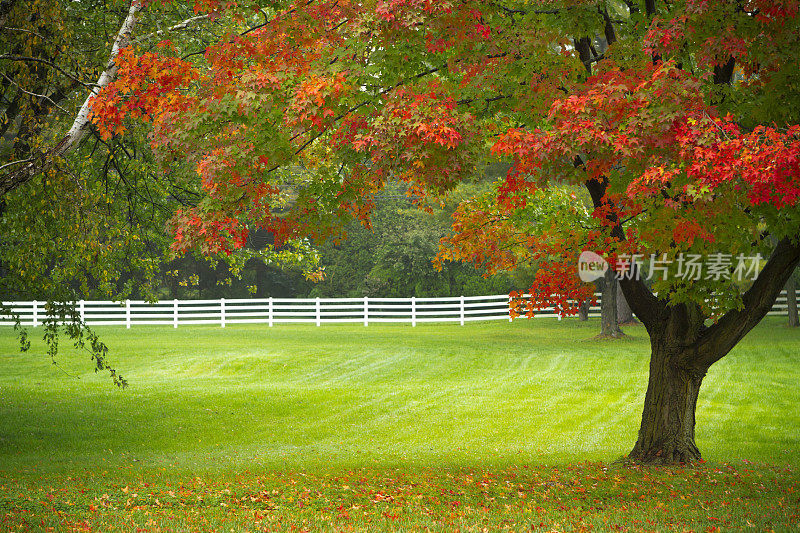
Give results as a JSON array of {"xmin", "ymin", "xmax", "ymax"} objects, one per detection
[
  {"xmin": 0, "ymin": 55, "xmax": 95, "ymax": 89},
  {"xmin": 0, "ymin": 71, "xmax": 69, "ymax": 114}
]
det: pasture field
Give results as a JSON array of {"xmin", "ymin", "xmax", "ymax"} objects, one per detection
[{"xmin": 0, "ymin": 318, "xmax": 798, "ymax": 531}]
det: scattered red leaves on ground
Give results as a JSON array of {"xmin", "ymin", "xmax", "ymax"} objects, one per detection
[{"xmin": 2, "ymin": 462, "xmax": 797, "ymax": 531}]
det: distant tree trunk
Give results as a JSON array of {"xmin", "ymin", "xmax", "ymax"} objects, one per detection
[
  {"xmin": 599, "ymin": 269, "xmax": 623, "ymax": 337},
  {"xmin": 578, "ymin": 299, "xmax": 590, "ymax": 321},
  {"xmin": 207, "ymin": 263, "xmax": 219, "ymax": 298},
  {"xmin": 787, "ymin": 276, "xmax": 798, "ymax": 327},
  {"xmin": 168, "ymin": 274, "xmax": 179, "ymax": 299},
  {"xmin": 254, "ymin": 261, "xmax": 269, "ymax": 298},
  {"xmin": 617, "ymin": 282, "xmax": 636, "ymax": 324}
]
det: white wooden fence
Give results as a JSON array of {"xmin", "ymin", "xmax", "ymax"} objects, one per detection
[{"xmin": 0, "ymin": 291, "xmax": 791, "ymax": 328}]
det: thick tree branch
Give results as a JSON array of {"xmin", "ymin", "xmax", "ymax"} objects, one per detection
[
  {"xmin": 713, "ymin": 57, "xmax": 736, "ymax": 85},
  {"xmin": 583, "ymin": 175, "xmax": 664, "ymax": 327},
  {"xmin": 600, "ymin": 6, "xmax": 617, "ymax": 46},
  {"xmin": 688, "ymin": 238, "xmax": 800, "ymax": 370},
  {"xmin": 64, "ymin": 2, "xmax": 141, "ymax": 150},
  {"xmin": 134, "ymin": 14, "xmax": 209, "ymax": 42},
  {"xmin": 573, "ymin": 37, "xmax": 593, "ymax": 76}
]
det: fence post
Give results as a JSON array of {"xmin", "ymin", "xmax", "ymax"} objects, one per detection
[
  {"xmin": 316, "ymin": 297, "xmax": 321, "ymax": 327},
  {"xmin": 173, "ymin": 299, "xmax": 179, "ymax": 328},
  {"xmin": 411, "ymin": 296, "xmax": 416, "ymax": 327},
  {"xmin": 363, "ymin": 296, "xmax": 369, "ymax": 327},
  {"xmin": 79, "ymin": 300, "xmax": 85, "ymax": 322},
  {"xmin": 126, "ymin": 299, "xmax": 131, "ymax": 329},
  {"xmin": 460, "ymin": 295, "xmax": 465, "ymax": 326},
  {"xmin": 508, "ymin": 295, "xmax": 513, "ymax": 322},
  {"xmin": 32, "ymin": 300, "xmax": 38, "ymax": 327},
  {"xmin": 268, "ymin": 297, "xmax": 273, "ymax": 327},
  {"xmin": 220, "ymin": 298, "xmax": 226, "ymax": 328}
]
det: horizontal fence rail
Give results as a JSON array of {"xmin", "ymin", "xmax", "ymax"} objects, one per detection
[{"xmin": 0, "ymin": 291, "xmax": 790, "ymax": 328}]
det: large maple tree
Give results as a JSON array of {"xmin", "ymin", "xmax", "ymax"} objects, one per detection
[{"xmin": 90, "ymin": 0, "xmax": 800, "ymax": 463}]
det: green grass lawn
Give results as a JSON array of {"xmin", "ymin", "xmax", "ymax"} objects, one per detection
[{"xmin": 0, "ymin": 318, "xmax": 798, "ymax": 531}]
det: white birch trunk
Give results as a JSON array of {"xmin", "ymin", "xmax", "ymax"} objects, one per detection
[
  {"xmin": 0, "ymin": 1, "xmax": 142, "ymax": 195},
  {"xmin": 65, "ymin": 1, "xmax": 142, "ymax": 150}
]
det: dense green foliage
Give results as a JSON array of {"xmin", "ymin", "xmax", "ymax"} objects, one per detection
[{"xmin": 308, "ymin": 182, "xmax": 515, "ymax": 298}]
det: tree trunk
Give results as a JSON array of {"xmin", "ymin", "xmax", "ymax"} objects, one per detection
[
  {"xmin": 255, "ymin": 261, "xmax": 269, "ymax": 298},
  {"xmin": 616, "ymin": 282, "xmax": 636, "ymax": 324},
  {"xmin": 578, "ymin": 299, "xmax": 590, "ymax": 321},
  {"xmin": 629, "ymin": 336, "xmax": 705, "ymax": 463},
  {"xmin": 585, "ymin": 174, "xmax": 800, "ymax": 465},
  {"xmin": 599, "ymin": 269, "xmax": 623, "ymax": 337},
  {"xmin": 787, "ymin": 276, "xmax": 798, "ymax": 327},
  {"xmin": 169, "ymin": 273, "xmax": 179, "ymax": 299}
]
